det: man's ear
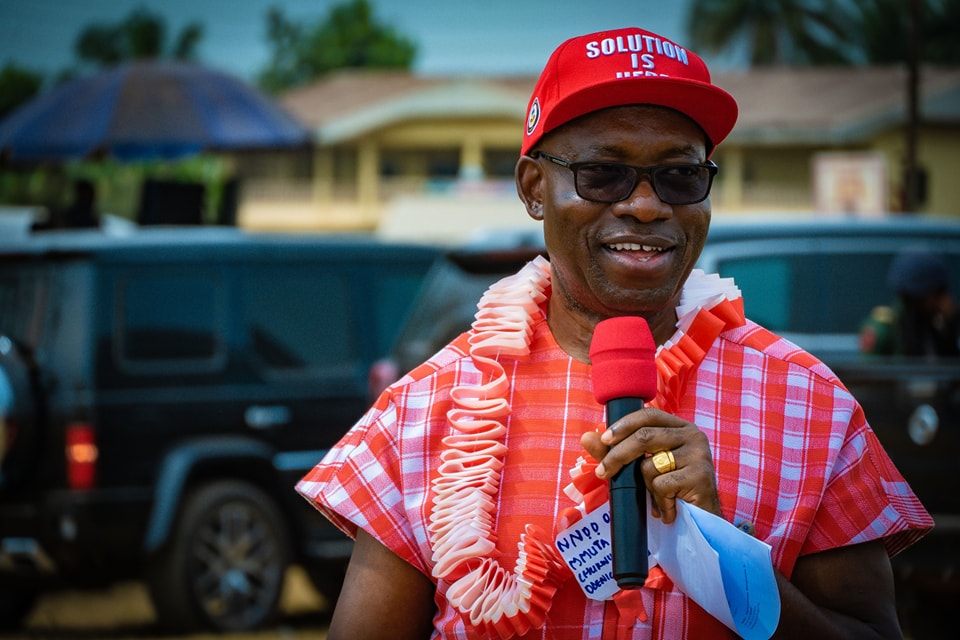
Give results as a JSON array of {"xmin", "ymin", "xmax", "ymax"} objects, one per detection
[{"xmin": 515, "ymin": 155, "xmax": 545, "ymax": 221}]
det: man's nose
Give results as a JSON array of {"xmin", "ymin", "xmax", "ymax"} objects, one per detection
[{"xmin": 611, "ymin": 175, "xmax": 672, "ymax": 222}]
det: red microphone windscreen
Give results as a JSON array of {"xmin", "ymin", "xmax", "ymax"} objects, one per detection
[{"xmin": 589, "ymin": 316, "xmax": 658, "ymax": 403}]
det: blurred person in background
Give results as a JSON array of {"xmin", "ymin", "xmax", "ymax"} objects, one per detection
[
  {"xmin": 32, "ymin": 178, "xmax": 100, "ymax": 230},
  {"xmin": 62, "ymin": 178, "xmax": 99, "ymax": 228},
  {"xmin": 861, "ymin": 246, "xmax": 959, "ymax": 357}
]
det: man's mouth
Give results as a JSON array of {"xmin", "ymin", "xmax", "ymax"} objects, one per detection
[{"xmin": 607, "ymin": 242, "xmax": 668, "ymax": 262}]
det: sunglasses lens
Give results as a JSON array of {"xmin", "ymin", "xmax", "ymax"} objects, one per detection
[
  {"xmin": 654, "ymin": 166, "xmax": 711, "ymax": 205},
  {"xmin": 559, "ymin": 155, "xmax": 716, "ymax": 205},
  {"xmin": 574, "ymin": 164, "xmax": 637, "ymax": 202}
]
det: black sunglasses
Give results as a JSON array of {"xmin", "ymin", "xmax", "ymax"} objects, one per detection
[{"xmin": 532, "ymin": 152, "xmax": 718, "ymax": 205}]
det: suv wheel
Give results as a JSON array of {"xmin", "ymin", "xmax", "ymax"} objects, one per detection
[{"xmin": 146, "ymin": 480, "xmax": 290, "ymax": 632}]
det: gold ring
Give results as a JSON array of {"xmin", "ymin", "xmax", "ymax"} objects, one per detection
[{"xmin": 651, "ymin": 450, "xmax": 676, "ymax": 475}]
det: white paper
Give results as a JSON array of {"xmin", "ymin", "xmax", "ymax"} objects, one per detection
[
  {"xmin": 554, "ymin": 503, "xmax": 620, "ymax": 601},
  {"xmin": 648, "ymin": 498, "xmax": 781, "ymax": 640}
]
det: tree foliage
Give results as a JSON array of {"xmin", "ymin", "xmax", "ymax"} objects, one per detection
[
  {"xmin": 687, "ymin": 0, "xmax": 851, "ymax": 67},
  {"xmin": 687, "ymin": 0, "xmax": 960, "ymax": 67},
  {"xmin": 850, "ymin": 0, "xmax": 960, "ymax": 64},
  {"xmin": 258, "ymin": 0, "xmax": 417, "ymax": 93},
  {"xmin": 74, "ymin": 6, "xmax": 204, "ymax": 67},
  {"xmin": 0, "ymin": 63, "xmax": 44, "ymax": 120}
]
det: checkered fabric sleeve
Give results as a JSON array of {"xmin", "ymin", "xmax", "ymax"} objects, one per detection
[
  {"xmin": 712, "ymin": 321, "xmax": 934, "ymax": 577},
  {"xmin": 296, "ymin": 340, "xmax": 473, "ymax": 576},
  {"xmin": 295, "ymin": 397, "xmax": 429, "ymax": 572},
  {"xmin": 801, "ymin": 407, "xmax": 932, "ymax": 559}
]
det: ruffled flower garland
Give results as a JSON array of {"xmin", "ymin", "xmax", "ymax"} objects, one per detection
[{"xmin": 427, "ymin": 259, "xmax": 745, "ymax": 638}]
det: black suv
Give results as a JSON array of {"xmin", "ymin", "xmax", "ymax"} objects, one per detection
[
  {"xmin": 0, "ymin": 227, "xmax": 439, "ymax": 632},
  {"xmin": 372, "ymin": 216, "xmax": 960, "ymax": 636}
]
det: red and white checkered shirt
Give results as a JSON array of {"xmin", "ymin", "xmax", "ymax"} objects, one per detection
[{"xmin": 298, "ymin": 279, "xmax": 931, "ymax": 639}]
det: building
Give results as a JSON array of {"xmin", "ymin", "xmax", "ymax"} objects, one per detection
[
  {"xmin": 234, "ymin": 66, "xmax": 960, "ymax": 243},
  {"xmin": 718, "ymin": 67, "xmax": 960, "ymax": 218}
]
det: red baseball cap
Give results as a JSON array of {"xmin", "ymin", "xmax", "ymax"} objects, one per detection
[{"xmin": 522, "ymin": 27, "xmax": 738, "ymax": 156}]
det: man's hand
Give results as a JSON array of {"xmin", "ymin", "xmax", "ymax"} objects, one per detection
[{"xmin": 580, "ymin": 406, "xmax": 721, "ymax": 523}]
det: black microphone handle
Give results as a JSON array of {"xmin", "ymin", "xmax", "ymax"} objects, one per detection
[{"xmin": 606, "ymin": 396, "xmax": 648, "ymax": 588}]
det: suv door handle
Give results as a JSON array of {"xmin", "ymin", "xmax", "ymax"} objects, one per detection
[{"xmin": 244, "ymin": 405, "xmax": 291, "ymax": 429}]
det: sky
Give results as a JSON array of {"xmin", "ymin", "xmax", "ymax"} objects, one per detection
[{"xmin": 0, "ymin": 0, "xmax": 725, "ymax": 83}]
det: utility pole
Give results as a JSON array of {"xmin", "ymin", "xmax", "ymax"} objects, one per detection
[{"xmin": 904, "ymin": 0, "xmax": 921, "ymax": 212}]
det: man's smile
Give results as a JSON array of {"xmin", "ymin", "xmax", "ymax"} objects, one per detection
[{"xmin": 606, "ymin": 242, "xmax": 668, "ymax": 262}]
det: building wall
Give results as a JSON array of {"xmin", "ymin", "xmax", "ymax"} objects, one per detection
[
  {"xmin": 713, "ymin": 146, "xmax": 816, "ymax": 213},
  {"xmin": 237, "ymin": 115, "xmax": 523, "ymax": 233},
  {"xmin": 924, "ymin": 126, "xmax": 960, "ymax": 215},
  {"xmin": 874, "ymin": 125, "xmax": 960, "ymax": 215},
  {"xmin": 235, "ymin": 118, "xmax": 960, "ymax": 239}
]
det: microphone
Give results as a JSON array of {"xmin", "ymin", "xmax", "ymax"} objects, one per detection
[{"xmin": 589, "ymin": 316, "xmax": 657, "ymax": 589}]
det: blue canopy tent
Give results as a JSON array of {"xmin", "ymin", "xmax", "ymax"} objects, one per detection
[{"xmin": 0, "ymin": 59, "xmax": 311, "ymax": 162}]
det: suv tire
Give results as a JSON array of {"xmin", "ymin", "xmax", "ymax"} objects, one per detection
[{"xmin": 145, "ymin": 480, "xmax": 290, "ymax": 632}]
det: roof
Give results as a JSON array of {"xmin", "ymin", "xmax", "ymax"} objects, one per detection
[
  {"xmin": 280, "ymin": 66, "xmax": 960, "ymax": 147},
  {"xmin": 716, "ymin": 66, "xmax": 960, "ymax": 144},
  {"xmin": 281, "ymin": 71, "xmax": 529, "ymax": 144}
]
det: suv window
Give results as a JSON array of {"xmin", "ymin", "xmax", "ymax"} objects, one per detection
[
  {"xmin": 720, "ymin": 251, "xmax": 898, "ymax": 335},
  {"xmin": 369, "ymin": 269, "xmax": 439, "ymax": 358},
  {"xmin": 697, "ymin": 227, "xmax": 960, "ymax": 355},
  {"xmin": 245, "ymin": 268, "xmax": 354, "ymax": 376},
  {"xmin": 118, "ymin": 272, "xmax": 223, "ymax": 367},
  {"xmin": 368, "ymin": 245, "xmax": 548, "ymax": 398},
  {"xmin": 0, "ymin": 267, "xmax": 50, "ymax": 351}
]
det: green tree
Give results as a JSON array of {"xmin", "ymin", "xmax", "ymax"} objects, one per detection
[
  {"xmin": 258, "ymin": 0, "xmax": 417, "ymax": 92},
  {"xmin": 687, "ymin": 0, "xmax": 960, "ymax": 67},
  {"xmin": 0, "ymin": 63, "xmax": 44, "ymax": 120},
  {"xmin": 74, "ymin": 6, "xmax": 203, "ymax": 67},
  {"xmin": 850, "ymin": 0, "xmax": 960, "ymax": 64},
  {"xmin": 686, "ymin": 0, "xmax": 852, "ymax": 67},
  {"xmin": 686, "ymin": 0, "xmax": 960, "ymax": 211}
]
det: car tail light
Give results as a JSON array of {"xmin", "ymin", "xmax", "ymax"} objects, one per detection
[
  {"xmin": 65, "ymin": 422, "xmax": 98, "ymax": 490},
  {"xmin": 367, "ymin": 357, "xmax": 400, "ymax": 401}
]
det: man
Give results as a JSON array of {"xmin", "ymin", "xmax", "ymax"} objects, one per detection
[
  {"xmin": 298, "ymin": 27, "xmax": 931, "ymax": 639},
  {"xmin": 860, "ymin": 246, "xmax": 959, "ymax": 357}
]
